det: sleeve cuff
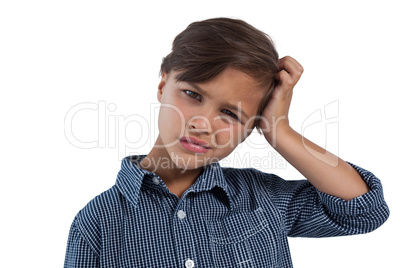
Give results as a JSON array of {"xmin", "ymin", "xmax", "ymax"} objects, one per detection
[{"xmin": 316, "ymin": 162, "xmax": 387, "ymax": 216}]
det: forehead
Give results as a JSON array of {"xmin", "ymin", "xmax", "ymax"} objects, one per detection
[
  {"xmin": 181, "ymin": 67, "xmax": 262, "ymax": 94},
  {"xmin": 172, "ymin": 68, "xmax": 264, "ymax": 95}
]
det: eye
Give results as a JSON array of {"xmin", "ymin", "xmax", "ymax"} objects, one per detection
[
  {"xmin": 222, "ymin": 109, "xmax": 239, "ymax": 121},
  {"xmin": 184, "ymin": 90, "xmax": 201, "ymax": 101}
]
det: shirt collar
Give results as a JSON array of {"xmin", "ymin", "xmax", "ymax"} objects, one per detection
[{"xmin": 115, "ymin": 154, "xmax": 235, "ymax": 210}]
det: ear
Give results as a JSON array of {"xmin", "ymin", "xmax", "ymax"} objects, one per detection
[{"xmin": 157, "ymin": 72, "xmax": 168, "ymax": 103}]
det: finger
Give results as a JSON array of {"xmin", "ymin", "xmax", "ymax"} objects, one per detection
[
  {"xmin": 278, "ymin": 56, "xmax": 303, "ymax": 78},
  {"xmin": 276, "ymin": 69, "xmax": 293, "ymax": 90},
  {"xmin": 277, "ymin": 56, "xmax": 303, "ymax": 83},
  {"xmin": 278, "ymin": 56, "xmax": 302, "ymax": 70}
]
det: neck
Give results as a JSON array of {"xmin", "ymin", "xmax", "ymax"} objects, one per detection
[{"xmin": 138, "ymin": 135, "xmax": 204, "ymax": 198}]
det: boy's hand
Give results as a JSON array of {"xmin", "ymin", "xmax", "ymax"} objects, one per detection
[
  {"xmin": 258, "ymin": 56, "xmax": 370, "ymax": 200},
  {"xmin": 259, "ymin": 56, "xmax": 303, "ymax": 144}
]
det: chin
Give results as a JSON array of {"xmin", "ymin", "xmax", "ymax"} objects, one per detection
[{"xmin": 169, "ymin": 152, "xmax": 212, "ymax": 170}]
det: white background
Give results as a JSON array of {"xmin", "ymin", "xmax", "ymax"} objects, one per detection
[{"xmin": 1, "ymin": 0, "xmax": 401, "ymax": 267}]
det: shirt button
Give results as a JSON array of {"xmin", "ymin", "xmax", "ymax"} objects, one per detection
[
  {"xmin": 152, "ymin": 176, "xmax": 160, "ymax": 185},
  {"xmin": 185, "ymin": 259, "xmax": 194, "ymax": 268},
  {"xmin": 177, "ymin": 210, "xmax": 186, "ymax": 219}
]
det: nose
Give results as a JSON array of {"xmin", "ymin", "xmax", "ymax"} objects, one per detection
[{"xmin": 187, "ymin": 114, "xmax": 213, "ymax": 134}]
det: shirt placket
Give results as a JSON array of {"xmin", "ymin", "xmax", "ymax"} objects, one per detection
[{"xmin": 172, "ymin": 192, "xmax": 198, "ymax": 268}]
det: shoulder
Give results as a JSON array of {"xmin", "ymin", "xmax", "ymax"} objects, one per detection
[
  {"xmin": 78, "ymin": 186, "xmax": 122, "ymax": 222},
  {"xmin": 73, "ymin": 186, "xmax": 124, "ymax": 251},
  {"xmin": 222, "ymin": 166, "xmax": 270, "ymax": 179},
  {"xmin": 220, "ymin": 166, "xmax": 279, "ymax": 197},
  {"xmin": 221, "ymin": 166, "xmax": 313, "ymax": 200},
  {"xmin": 222, "ymin": 167, "xmax": 285, "ymax": 185}
]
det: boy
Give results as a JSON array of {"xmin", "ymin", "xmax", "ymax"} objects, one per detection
[{"xmin": 64, "ymin": 18, "xmax": 389, "ymax": 267}]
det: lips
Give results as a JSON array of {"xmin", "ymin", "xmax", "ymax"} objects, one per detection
[
  {"xmin": 180, "ymin": 136, "xmax": 210, "ymax": 149},
  {"xmin": 179, "ymin": 136, "xmax": 211, "ymax": 154}
]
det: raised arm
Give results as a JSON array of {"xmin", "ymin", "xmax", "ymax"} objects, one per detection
[{"xmin": 259, "ymin": 56, "xmax": 370, "ymax": 201}]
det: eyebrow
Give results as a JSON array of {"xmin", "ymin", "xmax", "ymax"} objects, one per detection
[
  {"xmin": 187, "ymin": 81, "xmax": 209, "ymax": 97},
  {"xmin": 225, "ymin": 103, "xmax": 250, "ymax": 120},
  {"xmin": 186, "ymin": 81, "xmax": 250, "ymax": 120}
]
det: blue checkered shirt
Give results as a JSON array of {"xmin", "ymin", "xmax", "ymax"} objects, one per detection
[{"xmin": 64, "ymin": 154, "xmax": 389, "ymax": 267}]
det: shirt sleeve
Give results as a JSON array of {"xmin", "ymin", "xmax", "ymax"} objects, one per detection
[
  {"xmin": 64, "ymin": 216, "xmax": 100, "ymax": 268},
  {"xmin": 265, "ymin": 162, "xmax": 390, "ymax": 238}
]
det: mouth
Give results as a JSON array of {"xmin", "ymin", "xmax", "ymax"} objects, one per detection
[
  {"xmin": 180, "ymin": 136, "xmax": 210, "ymax": 149},
  {"xmin": 179, "ymin": 136, "xmax": 211, "ymax": 153}
]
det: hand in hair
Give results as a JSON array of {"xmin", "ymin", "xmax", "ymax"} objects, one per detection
[
  {"xmin": 259, "ymin": 56, "xmax": 303, "ymax": 144},
  {"xmin": 259, "ymin": 56, "xmax": 369, "ymax": 200}
]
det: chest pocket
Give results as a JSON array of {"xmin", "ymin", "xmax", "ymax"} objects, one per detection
[{"xmin": 204, "ymin": 207, "xmax": 282, "ymax": 268}]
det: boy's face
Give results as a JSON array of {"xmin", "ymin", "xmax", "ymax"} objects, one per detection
[{"xmin": 157, "ymin": 67, "xmax": 265, "ymax": 170}]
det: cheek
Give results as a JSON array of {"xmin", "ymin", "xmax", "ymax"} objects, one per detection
[
  {"xmin": 158, "ymin": 105, "xmax": 186, "ymax": 134},
  {"xmin": 162, "ymin": 96, "xmax": 190, "ymax": 124},
  {"xmin": 213, "ymin": 123, "xmax": 245, "ymax": 148}
]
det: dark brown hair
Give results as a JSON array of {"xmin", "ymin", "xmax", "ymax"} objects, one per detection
[{"xmin": 160, "ymin": 17, "xmax": 279, "ymax": 135}]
